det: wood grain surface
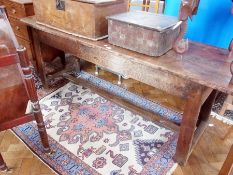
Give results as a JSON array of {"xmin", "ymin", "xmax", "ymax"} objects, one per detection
[{"xmin": 21, "ymin": 16, "xmax": 233, "ymax": 96}]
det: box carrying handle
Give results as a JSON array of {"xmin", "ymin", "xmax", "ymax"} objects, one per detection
[{"xmin": 56, "ymin": 0, "xmax": 65, "ymax": 11}]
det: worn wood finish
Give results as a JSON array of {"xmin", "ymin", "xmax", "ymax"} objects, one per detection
[
  {"xmin": 33, "ymin": 0, "xmax": 128, "ymax": 40},
  {"xmin": 219, "ymin": 144, "xmax": 233, "ymax": 175},
  {"xmin": 174, "ymin": 87, "xmax": 203, "ymax": 164},
  {"xmin": 21, "ymin": 17, "xmax": 233, "ymax": 164},
  {"xmin": 29, "ymin": 27, "xmax": 199, "ymax": 98},
  {"xmin": 22, "ymin": 17, "xmax": 233, "ymax": 95},
  {"xmin": 175, "ymin": 89, "xmax": 217, "ymax": 165}
]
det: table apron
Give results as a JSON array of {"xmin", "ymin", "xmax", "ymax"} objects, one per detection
[{"xmin": 36, "ymin": 29, "xmax": 201, "ymax": 98}]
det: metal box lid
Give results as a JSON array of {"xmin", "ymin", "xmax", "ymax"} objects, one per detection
[{"xmin": 107, "ymin": 11, "xmax": 180, "ymax": 32}]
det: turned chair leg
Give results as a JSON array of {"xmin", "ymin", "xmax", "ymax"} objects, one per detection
[
  {"xmin": 33, "ymin": 109, "xmax": 51, "ymax": 153},
  {"xmin": 17, "ymin": 46, "xmax": 51, "ymax": 153}
]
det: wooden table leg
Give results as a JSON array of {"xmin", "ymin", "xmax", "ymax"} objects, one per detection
[
  {"xmin": 17, "ymin": 46, "xmax": 51, "ymax": 153},
  {"xmin": 175, "ymin": 89, "xmax": 217, "ymax": 165},
  {"xmin": 32, "ymin": 29, "xmax": 49, "ymax": 88},
  {"xmin": 175, "ymin": 87, "xmax": 203, "ymax": 165},
  {"xmin": 219, "ymin": 144, "xmax": 233, "ymax": 175},
  {"xmin": 60, "ymin": 51, "xmax": 66, "ymax": 67}
]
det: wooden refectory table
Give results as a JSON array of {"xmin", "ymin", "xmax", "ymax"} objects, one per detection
[{"xmin": 21, "ymin": 16, "xmax": 233, "ymax": 165}]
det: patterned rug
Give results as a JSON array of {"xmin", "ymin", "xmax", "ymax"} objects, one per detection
[
  {"xmin": 34, "ymin": 55, "xmax": 233, "ymax": 126},
  {"xmin": 12, "ymin": 73, "xmax": 180, "ymax": 175}
]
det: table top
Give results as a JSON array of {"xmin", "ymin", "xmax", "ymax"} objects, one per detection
[{"xmin": 22, "ymin": 16, "xmax": 233, "ymax": 95}]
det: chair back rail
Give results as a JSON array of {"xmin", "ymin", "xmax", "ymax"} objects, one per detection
[{"xmin": 128, "ymin": 0, "xmax": 161, "ymax": 13}]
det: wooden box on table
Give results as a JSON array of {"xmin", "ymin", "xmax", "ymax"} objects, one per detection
[
  {"xmin": 33, "ymin": 0, "xmax": 128, "ymax": 40},
  {"xmin": 107, "ymin": 11, "xmax": 181, "ymax": 56}
]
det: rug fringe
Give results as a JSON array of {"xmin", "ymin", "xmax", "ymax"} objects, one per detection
[{"xmin": 211, "ymin": 112, "xmax": 233, "ymax": 125}]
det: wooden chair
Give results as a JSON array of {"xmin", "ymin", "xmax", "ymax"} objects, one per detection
[
  {"xmin": 0, "ymin": 6, "xmax": 51, "ymax": 172},
  {"xmin": 128, "ymin": 0, "xmax": 162, "ymax": 13}
]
